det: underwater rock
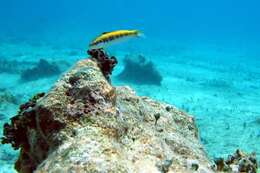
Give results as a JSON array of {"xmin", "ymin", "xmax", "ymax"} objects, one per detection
[
  {"xmin": 0, "ymin": 59, "xmax": 36, "ymax": 74},
  {"xmin": 214, "ymin": 149, "xmax": 258, "ymax": 173},
  {"xmin": 2, "ymin": 58, "xmax": 212, "ymax": 173},
  {"xmin": 87, "ymin": 48, "xmax": 117, "ymax": 82},
  {"xmin": 117, "ymin": 54, "xmax": 163, "ymax": 85},
  {"xmin": 20, "ymin": 59, "xmax": 61, "ymax": 81}
]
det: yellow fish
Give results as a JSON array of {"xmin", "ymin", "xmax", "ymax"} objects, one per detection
[{"xmin": 89, "ymin": 29, "xmax": 143, "ymax": 49}]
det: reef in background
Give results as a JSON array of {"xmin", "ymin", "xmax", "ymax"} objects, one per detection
[
  {"xmin": 0, "ymin": 88, "xmax": 19, "ymax": 105},
  {"xmin": 2, "ymin": 56, "xmax": 213, "ymax": 173},
  {"xmin": 20, "ymin": 59, "xmax": 61, "ymax": 81},
  {"xmin": 117, "ymin": 54, "xmax": 162, "ymax": 85},
  {"xmin": 0, "ymin": 59, "xmax": 36, "ymax": 74}
]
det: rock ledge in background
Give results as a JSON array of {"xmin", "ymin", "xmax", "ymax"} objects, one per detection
[{"xmin": 2, "ymin": 49, "xmax": 220, "ymax": 172}]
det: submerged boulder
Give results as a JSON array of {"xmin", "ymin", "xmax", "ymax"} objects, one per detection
[
  {"xmin": 20, "ymin": 59, "xmax": 61, "ymax": 81},
  {"xmin": 0, "ymin": 59, "xmax": 35, "ymax": 74},
  {"xmin": 2, "ymin": 53, "xmax": 213, "ymax": 172},
  {"xmin": 117, "ymin": 55, "xmax": 162, "ymax": 86}
]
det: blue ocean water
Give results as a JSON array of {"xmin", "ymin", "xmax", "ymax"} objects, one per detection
[{"xmin": 0, "ymin": 0, "xmax": 259, "ymax": 172}]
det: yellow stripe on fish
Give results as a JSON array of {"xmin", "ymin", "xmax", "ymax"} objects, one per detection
[{"xmin": 89, "ymin": 30, "xmax": 142, "ymax": 49}]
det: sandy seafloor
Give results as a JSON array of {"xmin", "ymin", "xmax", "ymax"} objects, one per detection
[{"xmin": 0, "ymin": 39, "xmax": 259, "ymax": 172}]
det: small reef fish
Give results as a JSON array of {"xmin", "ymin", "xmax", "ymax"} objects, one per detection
[{"xmin": 89, "ymin": 29, "xmax": 143, "ymax": 49}]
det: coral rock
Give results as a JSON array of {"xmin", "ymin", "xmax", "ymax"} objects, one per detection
[
  {"xmin": 0, "ymin": 59, "xmax": 36, "ymax": 74},
  {"xmin": 20, "ymin": 59, "xmax": 61, "ymax": 81},
  {"xmin": 117, "ymin": 55, "xmax": 163, "ymax": 85},
  {"xmin": 3, "ymin": 58, "xmax": 212, "ymax": 173},
  {"xmin": 214, "ymin": 149, "xmax": 258, "ymax": 173}
]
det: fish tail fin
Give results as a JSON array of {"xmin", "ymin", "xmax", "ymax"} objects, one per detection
[{"xmin": 136, "ymin": 30, "xmax": 146, "ymax": 38}]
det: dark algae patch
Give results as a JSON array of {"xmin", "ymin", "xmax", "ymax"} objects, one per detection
[
  {"xmin": 1, "ymin": 92, "xmax": 66, "ymax": 173},
  {"xmin": 87, "ymin": 48, "xmax": 118, "ymax": 82},
  {"xmin": 1, "ymin": 93, "xmax": 46, "ymax": 149}
]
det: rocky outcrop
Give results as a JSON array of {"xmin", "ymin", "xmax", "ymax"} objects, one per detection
[
  {"xmin": 214, "ymin": 149, "xmax": 258, "ymax": 173},
  {"xmin": 117, "ymin": 54, "xmax": 162, "ymax": 85},
  {"xmin": 20, "ymin": 59, "xmax": 61, "ymax": 81},
  {"xmin": 2, "ymin": 50, "xmax": 213, "ymax": 173}
]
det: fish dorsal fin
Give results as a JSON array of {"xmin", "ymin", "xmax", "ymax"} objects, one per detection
[{"xmin": 102, "ymin": 32, "xmax": 110, "ymax": 35}]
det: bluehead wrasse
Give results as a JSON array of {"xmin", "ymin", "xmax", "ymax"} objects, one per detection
[{"xmin": 89, "ymin": 30, "xmax": 143, "ymax": 49}]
